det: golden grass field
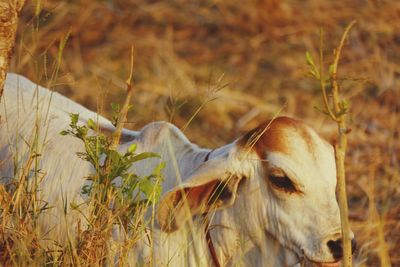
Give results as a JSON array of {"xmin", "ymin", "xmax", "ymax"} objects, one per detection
[{"xmin": 5, "ymin": 0, "xmax": 399, "ymax": 266}]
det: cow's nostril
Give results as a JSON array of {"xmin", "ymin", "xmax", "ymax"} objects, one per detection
[
  {"xmin": 351, "ymin": 238, "xmax": 357, "ymax": 253},
  {"xmin": 327, "ymin": 238, "xmax": 357, "ymax": 260},
  {"xmin": 327, "ymin": 239, "xmax": 343, "ymax": 260}
]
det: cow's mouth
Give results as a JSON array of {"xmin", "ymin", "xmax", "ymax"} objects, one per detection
[
  {"xmin": 299, "ymin": 249, "xmax": 341, "ymax": 267},
  {"xmin": 306, "ymin": 258, "xmax": 341, "ymax": 267},
  {"xmin": 262, "ymin": 231, "xmax": 341, "ymax": 267}
]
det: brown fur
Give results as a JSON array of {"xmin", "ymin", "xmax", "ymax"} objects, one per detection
[{"xmin": 239, "ymin": 116, "xmax": 315, "ymax": 158}]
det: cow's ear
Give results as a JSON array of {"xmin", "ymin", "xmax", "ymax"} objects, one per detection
[{"xmin": 157, "ymin": 158, "xmax": 244, "ymax": 232}]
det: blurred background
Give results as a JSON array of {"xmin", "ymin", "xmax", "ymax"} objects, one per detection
[{"xmin": 10, "ymin": 0, "xmax": 399, "ymax": 265}]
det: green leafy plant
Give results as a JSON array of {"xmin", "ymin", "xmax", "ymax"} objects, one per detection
[
  {"xmin": 58, "ymin": 48, "xmax": 165, "ymax": 264},
  {"xmin": 59, "ymin": 110, "xmax": 164, "ymax": 264},
  {"xmin": 61, "ymin": 113, "xmax": 164, "ymax": 227}
]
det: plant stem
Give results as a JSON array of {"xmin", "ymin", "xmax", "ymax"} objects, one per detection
[
  {"xmin": 319, "ymin": 28, "xmax": 339, "ymax": 122},
  {"xmin": 329, "ymin": 20, "xmax": 356, "ymax": 267},
  {"xmin": 110, "ymin": 46, "xmax": 135, "ymax": 150}
]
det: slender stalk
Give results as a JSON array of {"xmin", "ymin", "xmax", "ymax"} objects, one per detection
[
  {"xmin": 319, "ymin": 29, "xmax": 338, "ymax": 122},
  {"xmin": 327, "ymin": 20, "xmax": 356, "ymax": 267},
  {"xmin": 110, "ymin": 46, "xmax": 135, "ymax": 150}
]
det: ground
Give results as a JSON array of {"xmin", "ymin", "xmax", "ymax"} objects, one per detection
[{"xmin": 8, "ymin": 0, "xmax": 400, "ymax": 265}]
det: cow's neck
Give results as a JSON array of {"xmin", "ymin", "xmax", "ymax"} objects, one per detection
[{"xmin": 150, "ymin": 206, "xmax": 299, "ymax": 267}]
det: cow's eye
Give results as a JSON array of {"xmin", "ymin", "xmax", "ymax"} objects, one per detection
[{"xmin": 268, "ymin": 173, "xmax": 297, "ymax": 193}]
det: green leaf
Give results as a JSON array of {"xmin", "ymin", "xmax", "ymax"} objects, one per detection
[
  {"xmin": 87, "ymin": 118, "xmax": 96, "ymax": 130},
  {"xmin": 305, "ymin": 51, "xmax": 315, "ymax": 67},
  {"xmin": 129, "ymin": 152, "xmax": 160, "ymax": 163},
  {"xmin": 70, "ymin": 113, "xmax": 79, "ymax": 125},
  {"xmin": 341, "ymin": 99, "xmax": 351, "ymax": 110},
  {"xmin": 153, "ymin": 162, "xmax": 165, "ymax": 176},
  {"xmin": 78, "ymin": 126, "xmax": 88, "ymax": 137},
  {"xmin": 128, "ymin": 143, "xmax": 137, "ymax": 153},
  {"xmin": 328, "ymin": 64, "xmax": 334, "ymax": 75},
  {"xmin": 139, "ymin": 178, "xmax": 155, "ymax": 198},
  {"xmin": 308, "ymin": 69, "xmax": 317, "ymax": 78}
]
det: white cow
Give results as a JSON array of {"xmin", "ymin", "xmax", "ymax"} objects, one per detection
[{"xmin": 0, "ymin": 73, "xmax": 354, "ymax": 266}]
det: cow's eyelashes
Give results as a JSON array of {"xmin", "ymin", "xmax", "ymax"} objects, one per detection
[{"xmin": 268, "ymin": 174, "xmax": 297, "ymax": 193}]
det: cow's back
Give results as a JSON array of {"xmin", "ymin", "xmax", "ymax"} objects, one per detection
[{"xmin": 0, "ymin": 74, "xmax": 213, "ymax": 251}]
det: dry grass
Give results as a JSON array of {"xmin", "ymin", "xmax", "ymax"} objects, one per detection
[{"xmin": 5, "ymin": 0, "xmax": 400, "ymax": 266}]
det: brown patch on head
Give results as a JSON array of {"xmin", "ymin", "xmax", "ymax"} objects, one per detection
[{"xmin": 239, "ymin": 116, "xmax": 315, "ymax": 158}]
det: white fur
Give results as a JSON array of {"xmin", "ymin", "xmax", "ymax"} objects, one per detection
[{"xmin": 0, "ymin": 74, "xmax": 351, "ymax": 266}]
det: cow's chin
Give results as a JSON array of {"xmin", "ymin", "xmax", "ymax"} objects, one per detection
[
  {"xmin": 290, "ymin": 246, "xmax": 341, "ymax": 267},
  {"xmin": 304, "ymin": 258, "xmax": 341, "ymax": 267},
  {"xmin": 280, "ymin": 246, "xmax": 302, "ymax": 266}
]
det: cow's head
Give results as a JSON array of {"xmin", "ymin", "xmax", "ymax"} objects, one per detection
[{"xmin": 157, "ymin": 116, "xmax": 355, "ymax": 265}]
